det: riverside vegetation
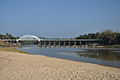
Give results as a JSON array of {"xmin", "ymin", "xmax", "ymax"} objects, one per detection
[
  {"xmin": 0, "ymin": 29, "xmax": 120, "ymax": 48},
  {"xmin": 0, "ymin": 47, "xmax": 27, "ymax": 54},
  {"xmin": 76, "ymin": 29, "xmax": 120, "ymax": 48}
]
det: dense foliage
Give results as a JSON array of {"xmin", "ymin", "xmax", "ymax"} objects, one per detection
[
  {"xmin": 76, "ymin": 30, "xmax": 120, "ymax": 45},
  {"xmin": 0, "ymin": 33, "xmax": 18, "ymax": 39}
]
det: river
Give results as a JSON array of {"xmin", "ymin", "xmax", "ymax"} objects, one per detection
[{"xmin": 18, "ymin": 46, "xmax": 120, "ymax": 68}]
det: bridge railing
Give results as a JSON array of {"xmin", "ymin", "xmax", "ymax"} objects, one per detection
[
  {"xmin": 40, "ymin": 39, "xmax": 101, "ymax": 41},
  {"xmin": 0, "ymin": 39, "xmax": 101, "ymax": 42}
]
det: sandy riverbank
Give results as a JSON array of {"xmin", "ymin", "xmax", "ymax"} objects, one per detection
[{"xmin": 0, "ymin": 51, "xmax": 120, "ymax": 80}]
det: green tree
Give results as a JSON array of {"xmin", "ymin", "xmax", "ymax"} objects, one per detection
[{"xmin": 76, "ymin": 29, "xmax": 120, "ymax": 45}]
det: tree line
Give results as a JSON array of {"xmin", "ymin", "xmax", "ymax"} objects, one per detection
[
  {"xmin": 1, "ymin": 30, "xmax": 120, "ymax": 45},
  {"xmin": 0, "ymin": 33, "xmax": 18, "ymax": 39},
  {"xmin": 76, "ymin": 29, "xmax": 120, "ymax": 45}
]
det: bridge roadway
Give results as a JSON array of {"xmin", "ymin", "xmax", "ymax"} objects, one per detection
[
  {"xmin": 0, "ymin": 39, "xmax": 101, "ymax": 47},
  {"xmin": 0, "ymin": 39, "xmax": 100, "ymax": 41}
]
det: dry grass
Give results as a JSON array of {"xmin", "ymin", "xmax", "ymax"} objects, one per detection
[{"xmin": 0, "ymin": 47, "xmax": 27, "ymax": 54}]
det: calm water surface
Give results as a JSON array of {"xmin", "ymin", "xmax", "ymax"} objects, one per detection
[{"xmin": 18, "ymin": 46, "xmax": 120, "ymax": 68}]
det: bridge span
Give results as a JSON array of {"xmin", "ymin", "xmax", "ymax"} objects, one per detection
[
  {"xmin": 39, "ymin": 39, "xmax": 100, "ymax": 47},
  {"xmin": 0, "ymin": 35, "xmax": 101, "ymax": 47}
]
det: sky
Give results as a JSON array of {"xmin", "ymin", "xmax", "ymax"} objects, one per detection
[{"xmin": 0, "ymin": 0, "xmax": 120, "ymax": 38}]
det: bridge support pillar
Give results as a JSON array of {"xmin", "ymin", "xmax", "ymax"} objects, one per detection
[
  {"xmin": 58, "ymin": 41, "xmax": 61, "ymax": 47},
  {"xmin": 63, "ymin": 41, "xmax": 66, "ymax": 46},
  {"xmin": 85, "ymin": 42, "xmax": 88, "ymax": 48},
  {"xmin": 68, "ymin": 41, "xmax": 71, "ymax": 46},
  {"xmin": 48, "ymin": 41, "xmax": 51, "ymax": 46},
  {"xmin": 79, "ymin": 41, "xmax": 81, "ymax": 47},
  {"xmin": 53, "ymin": 41, "xmax": 56, "ymax": 46},
  {"xmin": 74, "ymin": 41, "xmax": 77, "ymax": 46},
  {"xmin": 43, "ymin": 41, "xmax": 46, "ymax": 46}
]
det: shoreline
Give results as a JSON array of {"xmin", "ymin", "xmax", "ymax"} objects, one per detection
[
  {"xmin": 1, "ymin": 47, "xmax": 120, "ymax": 68},
  {"xmin": 0, "ymin": 51, "xmax": 120, "ymax": 80},
  {"xmin": 25, "ymin": 53, "xmax": 120, "ymax": 69},
  {"xmin": 17, "ymin": 47, "xmax": 120, "ymax": 68}
]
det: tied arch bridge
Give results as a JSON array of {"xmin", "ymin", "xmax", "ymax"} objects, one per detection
[{"xmin": 0, "ymin": 35, "xmax": 101, "ymax": 47}]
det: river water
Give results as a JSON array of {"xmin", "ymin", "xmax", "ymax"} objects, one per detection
[{"xmin": 18, "ymin": 46, "xmax": 120, "ymax": 68}]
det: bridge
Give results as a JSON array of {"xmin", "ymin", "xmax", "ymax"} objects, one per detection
[{"xmin": 0, "ymin": 35, "xmax": 101, "ymax": 47}]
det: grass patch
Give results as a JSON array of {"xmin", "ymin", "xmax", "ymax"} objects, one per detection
[
  {"xmin": 0, "ymin": 47, "xmax": 27, "ymax": 54},
  {"xmin": 106, "ymin": 45, "xmax": 120, "ymax": 48}
]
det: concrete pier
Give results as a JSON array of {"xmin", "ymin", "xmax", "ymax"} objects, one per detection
[{"xmin": 38, "ymin": 39, "xmax": 100, "ymax": 48}]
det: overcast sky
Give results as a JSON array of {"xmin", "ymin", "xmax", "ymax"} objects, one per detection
[{"xmin": 0, "ymin": 0, "xmax": 120, "ymax": 38}]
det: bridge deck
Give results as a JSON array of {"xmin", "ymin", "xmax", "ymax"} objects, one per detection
[
  {"xmin": 0, "ymin": 39, "xmax": 100, "ymax": 42},
  {"xmin": 41, "ymin": 39, "xmax": 100, "ymax": 41}
]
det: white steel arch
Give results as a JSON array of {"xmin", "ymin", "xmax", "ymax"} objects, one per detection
[{"xmin": 17, "ymin": 35, "xmax": 41, "ymax": 41}]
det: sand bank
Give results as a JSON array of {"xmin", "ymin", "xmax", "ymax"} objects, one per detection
[{"xmin": 0, "ymin": 51, "xmax": 120, "ymax": 80}]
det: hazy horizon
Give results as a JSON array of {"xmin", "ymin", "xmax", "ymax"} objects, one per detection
[{"xmin": 0, "ymin": 0, "xmax": 120, "ymax": 38}]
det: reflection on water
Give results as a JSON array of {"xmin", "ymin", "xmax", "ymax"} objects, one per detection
[
  {"xmin": 18, "ymin": 46, "xmax": 120, "ymax": 68},
  {"xmin": 77, "ymin": 49, "xmax": 120, "ymax": 61}
]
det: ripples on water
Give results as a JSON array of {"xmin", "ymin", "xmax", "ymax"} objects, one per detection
[{"xmin": 18, "ymin": 46, "xmax": 120, "ymax": 68}]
